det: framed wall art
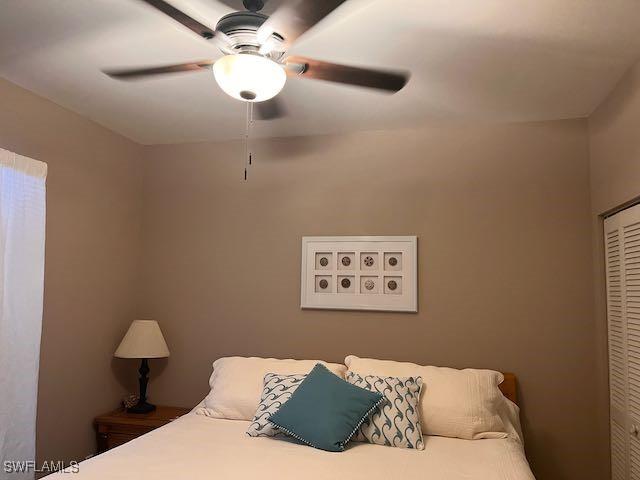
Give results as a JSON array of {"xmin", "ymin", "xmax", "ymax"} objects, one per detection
[{"xmin": 300, "ymin": 236, "xmax": 417, "ymax": 312}]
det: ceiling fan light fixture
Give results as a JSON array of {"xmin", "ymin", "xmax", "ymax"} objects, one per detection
[{"xmin": 213, "ymin": 54, "xmax": 286, "ymax": 102}]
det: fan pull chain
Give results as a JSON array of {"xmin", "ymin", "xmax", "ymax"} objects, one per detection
[
  {"xmin": 243, "ymin": 102, "xmax": 255, "ymax": 182},
  {"xmin": 249, "ymin": 102, "xmax": 254, "ymax": 166}
]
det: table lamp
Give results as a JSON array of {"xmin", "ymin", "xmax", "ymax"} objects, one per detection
[{"xmin": 114, "ymin": 320, "xmax": 170, "ymax": 414}]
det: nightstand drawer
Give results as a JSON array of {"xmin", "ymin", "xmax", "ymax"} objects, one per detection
[
  {"xmin": 106, "ymin": 423, "xmax": 155, "ymax": 436},
  {"xmin": 107, "ymin": 432, "xmax": 139, "ymax": 450},
  {"xmin": 95, "ymin": 406, "xmax": 190, "ymax": 454}
]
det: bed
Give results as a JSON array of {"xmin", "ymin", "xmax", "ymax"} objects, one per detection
[
  {"xmin": 53, "ymin": 371, "xmax": 534, "ymax": 480},
  {"xmin": 66, "ymin": 412, "xmax": 533, "ymax": 480}
]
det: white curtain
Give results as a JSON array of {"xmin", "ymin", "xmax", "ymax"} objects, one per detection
[{"xmin": 0, "ymin": 149, "xmax": 46, "ymax": 479}]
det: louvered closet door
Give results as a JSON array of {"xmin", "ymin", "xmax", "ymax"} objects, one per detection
[{"xmin": 605, "ymin": 203, "xmax": 640, "ymax": 480}]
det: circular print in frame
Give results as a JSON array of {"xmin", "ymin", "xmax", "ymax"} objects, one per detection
[
  {"xmin": 341, "ymin": 278, "xmax": 351, "ymax": 289},
  {"xmin": 319, "ymin": 279, "xmax": 329, "ymax": 289},
  {"xmin": 387, "ymin": 280, "xmax": 398, "ymax": 291},
  {"xmin": 364, "ymin": 256, "xmax": 375, "ymax": 267},
  {"xmin": 364, "ymin": 279, "xmax": 375, "ymax": 291},
  {"xmin": 341, "ymin": 256, "xmax": 351, "ymax": 267},
  {"xmin": 319, "ymin": 257, "xmax": 329, "ymax": 267}
]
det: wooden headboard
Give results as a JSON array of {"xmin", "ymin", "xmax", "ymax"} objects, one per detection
[{"xmin": 499, "ymin": 373, "xmax": 517, "ymax": 404}]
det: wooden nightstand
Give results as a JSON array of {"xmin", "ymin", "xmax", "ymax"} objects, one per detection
[{"xmin": 94, "ymin": 406, "xmax": 190, "ymax": 453}]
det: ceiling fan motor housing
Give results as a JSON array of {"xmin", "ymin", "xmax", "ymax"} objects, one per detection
[
  {"xmin": 215, "ymin": 12, "xmax": 284, "ymax": 60},
  {"xmin": 243, "ymin": 0, "xmax": 264, "ymax": 12}
]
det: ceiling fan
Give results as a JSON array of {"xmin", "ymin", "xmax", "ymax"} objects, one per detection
[{"xmin": 104, "ymin": 0, "xmax": 410, "ymax": 120}]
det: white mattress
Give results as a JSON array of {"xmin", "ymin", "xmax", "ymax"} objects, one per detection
[{"xmin": 61, "ymin": 413, "xmax": 535, "ymax": 479}]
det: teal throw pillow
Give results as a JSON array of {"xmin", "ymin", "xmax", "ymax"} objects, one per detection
[{"xmin": 268, "ymin": 363, "xmax": 383, "ymax": 452}]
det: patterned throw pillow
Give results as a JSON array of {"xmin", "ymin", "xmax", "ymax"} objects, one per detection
[
  {"xmin": 247, "ymin": 373, "xmax": 306, "ymax": 437},
  {"xmin": 346, "ymin": 371, "xmax": 424, "ymax": 450}
]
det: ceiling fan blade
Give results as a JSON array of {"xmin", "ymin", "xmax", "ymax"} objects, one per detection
[
  {"xmin": 255, "ymin": 97, "xmax": 287, "ymax": 120},
  {"xmin": 257, "ymin": 0, "xmax": 347, "ymax": 47},
  {"xmin": 285, "ymin": 56, "xmax": 409, "ymax": 92},
  {"xmin": 139, "ymin": 0, "xmax": 231, "ymax": 47},
  {"xmin": 104, "ymin": 60, "xmax": 214, "ymax": 80}
]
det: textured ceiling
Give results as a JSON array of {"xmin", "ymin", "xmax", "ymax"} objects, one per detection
[{"xmin": 1, "ymin": 0, "xmax": 640, "ymax": 144}]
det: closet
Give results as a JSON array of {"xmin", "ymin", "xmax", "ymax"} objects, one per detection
[{"xmin": 605, "ymin": 203, "xmax": 640, "ymax": 480}]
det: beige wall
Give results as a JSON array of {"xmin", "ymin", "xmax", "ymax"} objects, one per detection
[
  {"xmin": 589, "ymin": 59, "xmax": 640, "ymax": 480},
  {"xmin": 0, "ymin": 75, "xmax": 610, "ymax": 479},
  {"xmin": 139, "ymin": 120, "xmax": 599, "ymax": 480},
  {"xmin": 589, "ymin": 61, "xmax": 640, "ymax": 214},
  {"xmin": 0, "ymin": 79, "xmax": 142, "ymax": 464}
]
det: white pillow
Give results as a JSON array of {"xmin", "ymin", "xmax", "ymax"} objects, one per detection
[
  {"xmin": 196, "ymin": 357, "xmax": 347, "ymax": 421},
  {"xmin": 344, "ymin": 355, "xmax": 515, "ymax": 440}
]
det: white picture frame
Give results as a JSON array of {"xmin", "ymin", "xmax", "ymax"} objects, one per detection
[{"xmin": 300, "ymin": 236, "xmax": 418, "ymax": 312}]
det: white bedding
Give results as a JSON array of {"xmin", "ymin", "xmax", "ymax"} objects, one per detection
[{"xmin": 61, "ymin": 412, "xmax": 535, "ymax": 480}]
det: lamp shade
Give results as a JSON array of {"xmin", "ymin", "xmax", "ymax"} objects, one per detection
[{"xmin": 114, "ymin": 320, "xmax": 170, "ymax": 359}]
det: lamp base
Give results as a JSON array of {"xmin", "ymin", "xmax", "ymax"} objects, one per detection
[
  {"xmin": 127, "ymin": 358, "xmax": 155, "ymax": 414},
  {"xmin": 126, "ymin": 401, "xmax": 156, "ymax": 414}
]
